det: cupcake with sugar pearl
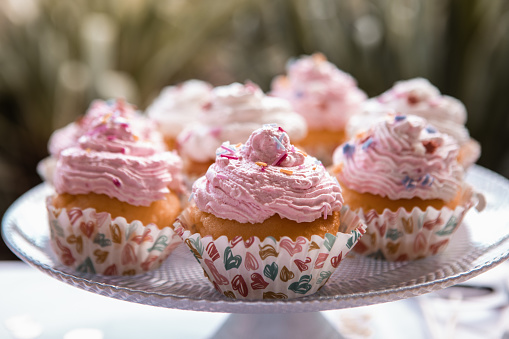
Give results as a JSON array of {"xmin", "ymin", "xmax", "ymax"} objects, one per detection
[
  {"xmin": 331, "ymin": 114, "xmax": 483, "ymax": 261},
  {"xmin": 173, "ymin": 124, "xmax": 365, "ymax": 299},
  {"xmin": 46, "ymin": 99, "xmax": 184, "ymax": 275},
  {"xmin": 270, "ymin": 53, "xmax": 367, "ymax": 165}
]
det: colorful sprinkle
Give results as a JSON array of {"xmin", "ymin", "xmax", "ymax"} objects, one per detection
[
  {"xmin": 188, "ymin": 192, "xmax": 194, "ymax": 202},
  {"xmin": 220, "ymin": 154, "xmax": 238, "ymax": 160},
  {"xmin": 255, "ymin": 162, "xmax": 268, "ymax": 167},
  {"xmin": 273, "ymin": 136, "xmax": 286, "ymax": 151},
  {"xmin": 221, "ymin": 145, "xmax": 235, "ymax": 154},
  {"xmin": 394, "ymin": 115, "xmax": 406, "ymax": 122},
  {"xmin": 342, "ymin": 143, "xmax": 355, "ymax": 158},
  {"xmin": 278, "ymin": 126, "xmax": 286, "ymax": 133},
  {"xmin": 361, "ymin": 137, "xmax": 373, "ymax": 150},
  {"xmin": 422, "ymin": 139, "xmax": 439, "ymax": 154},
  {"xmin": 273, "ymin": 153, "xmax": 288, "ymax": 166},
  {"xmin": 297, "ymin": 149, "xmax": 308, "ymax": 157},
  {"xmin": 280, "ymin": 169, "xmax": 293, "ymax": 175},
  {"xmin": 426, "ymin": 126, "xmax": 437, "ymax": 133},
  {"xmin": 113, "ymin": 178, "xmax": 121, "ymax": 187},
  {"xmin": 402, "ymin": 176, "xmax": 414, "ymax": 189}
]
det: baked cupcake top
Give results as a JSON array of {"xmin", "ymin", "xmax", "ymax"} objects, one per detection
[
  {"xmin": 270, "ymin": 53, "xmax": 367, "ymax": 131},
  {"xmin": 192, "ymin": 124, "xmax": 344, "ymax": 224},
  {"xmin": 53, "ymin": 99, "xmax": 183, "ymax": 206},
  {"xmin": 177, "ymin": 82, "xmax": 307, "ymax": 163},
  {"xmin": 333, "ymin": 114, "xmax": 464, "ymax": 202},
  {"xmin": 146, "ymin": 79, "xmax": 213, "ymax": 138},
  {"xmin": 374, "ymin": 78, "xmax": 470, "ymax": 144}
]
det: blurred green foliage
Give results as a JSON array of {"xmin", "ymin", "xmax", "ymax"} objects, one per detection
[{"xmin": 1, "ymin": 0, "xmax": 509, "ymax": 259}]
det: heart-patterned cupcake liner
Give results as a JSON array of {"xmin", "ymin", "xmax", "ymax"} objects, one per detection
[
  {"xmin": 173, "ymin": 205, "xmax": 366, "ymax": 300},
  {"xmin": 46, "ymin": 197, "xmax": 182, "ymax": 275},
  {"xmin": 352, "ymin": 183, "xmax": 485, "ymax": 261}
]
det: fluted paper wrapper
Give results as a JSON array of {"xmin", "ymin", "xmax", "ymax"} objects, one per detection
[
  {"xmin": 352, "ymin": 184, "xmax": 484, "ymax": 261},
  {"xmin": 46, "ymin": 197, "xmax": 182, "ymax": 275},
  {"xmin": 173, "ymin": 206, "xmax": 366, "ymax": 300}
]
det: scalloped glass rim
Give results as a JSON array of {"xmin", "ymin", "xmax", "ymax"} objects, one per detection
[{"xmin": 2, "ymin": 165, "xmax": 509, "ymax": 314}]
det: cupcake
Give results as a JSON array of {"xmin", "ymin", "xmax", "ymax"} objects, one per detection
[
  {"xmin": 173, "ymin": 124, "xmax": 365, "ymax": 299},
  {"xmin": 270, "ymin": 53, "xmax": 367, "ymax": 165},
  {"xmin": 46, "ymin": 99, "xmax": 184, "ymax": 275},
  {"xmin": 38, "ymin": 99, "xmax": 165, "ymax": 185},
  {"xmin": 347, "ymin": 78, "xmax": 481, "ymax": 168},
  {"xmin": 146, "ymin": 79, "xmax": 213, "ymax": 150},
  {"xmin": 331, "ymin": 114, "xmax": 482, "ymax": 261},
  {"xmin": 176, "ymin": 81, "xmax": 307, "ymax": 178}
]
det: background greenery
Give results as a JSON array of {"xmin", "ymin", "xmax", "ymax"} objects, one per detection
[{"xmin": 1, "ymin": 0, "xmax": 508, "ymax": 259}]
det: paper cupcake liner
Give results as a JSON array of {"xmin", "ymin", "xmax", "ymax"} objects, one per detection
[
  {"xmin": 173, "ymin": 206, "xmax": 366, "ymax": 300},
  {"xmin": 351, "ymin": 184, "xmax": 484, "ymax": 261},
  {"xmin": 46, "ymin": 198, "xmax": 182, "ymax": 275}
]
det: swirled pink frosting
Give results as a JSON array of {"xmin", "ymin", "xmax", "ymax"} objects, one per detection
[
  {"xmin": 375, "ymin": 78, "xmax": 470, "ymax": 144},
  {"xmin": 270, "ymin": 53, "xmax": 367, "ymax": 131},
  {"xmin": 333, "ymin": 114, "xmax": 464, "ymax": 202},
  {"xmin": 192, "ymin": 125, "xmax": 344, "ymax": 223},
  {"xmin": 53, "ymin": 99, "xmax": 183, "ymax": 206},
  {"xmin": 177, "ymin": 82, "xmax": 307, "ymax": 163}
]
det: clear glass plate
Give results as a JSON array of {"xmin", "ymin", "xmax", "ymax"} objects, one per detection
[{"xmin": 2, "ymin": 165, "xmax": 509, "ymax": 314}]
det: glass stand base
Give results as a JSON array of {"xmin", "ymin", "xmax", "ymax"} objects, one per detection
[{"xmin": 210, "ymin": 312, "xmax": 344, "ymax": 339}]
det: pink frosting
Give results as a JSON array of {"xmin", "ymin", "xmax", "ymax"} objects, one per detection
[
  {"xmin": 270, "ymin": 53, "xmax": 367, "ymax": 131},
  {"xmin": 53, "ymin": 99, "xmax": 183, "ymax": 206},
  {"xmin": 48, "ymin": 99, "xmax": 166, "ymax": 157},
  {"xmin": 192, "ymin": 125, "xmax": 344, "ymax": 223},
  {"xmin": 375, "ymin": 78, "xmax": 470, "ymax": 144},
  {"xmin": 333, "ymin": 114, "xmax": 464, "ymax": 202}
]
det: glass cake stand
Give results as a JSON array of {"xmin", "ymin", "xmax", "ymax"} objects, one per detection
[{"xmin": 3, "ymin": 165, "xmax": 509, "ymax": 338}]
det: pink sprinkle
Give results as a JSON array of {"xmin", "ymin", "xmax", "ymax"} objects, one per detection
[
  {"xmin": 113, "ymin": 178, "xmax": 121, "ymax": 187},
  {"xmin": 278, "ymin": 126, "xmax": 286, "ymax": 133},
  {"xmin": 221, "ymin": 145, "xmax": 235, "ymax": 154},
  {"xmin": 220, "ymin": 154, "xmax": 238, "ymax": 160},
  {"xmin": 107, "ymin": 135, "xmax": 115, "ymax": 141},
  {"xmin": 272, "ymin": 152, "xmax": 288, "ymax": 166}
]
